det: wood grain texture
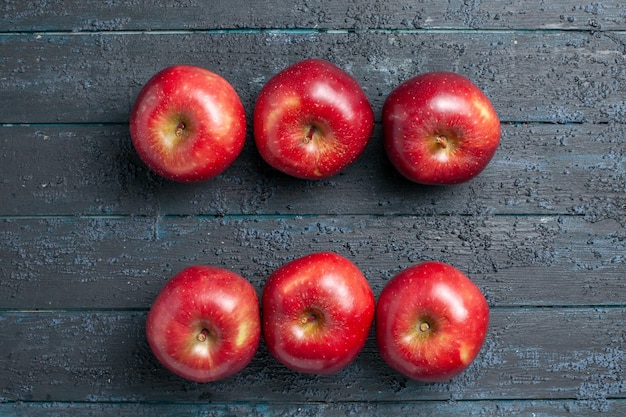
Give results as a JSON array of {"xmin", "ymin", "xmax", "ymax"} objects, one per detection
[
  {"xmin": 4, "ymin": 400, "xmax": 626, "ymax": 417},
  {"xmin": 1, "ymin": 215, "xmax": 624, "ymax": 309},
  {"xmin": 2, "ymin": 30, "xmax": 626, "ymax": 124},
  {"xmin": 1, "ymin": 123, "xmax": 624, "ymax": 217},
  {"xmin": 3, "ymin": 0, "xmax": 625, "ymax": 31},
  {"xmin": 0, "ymin": 309, "xmax": 624, "ymax": 405}
]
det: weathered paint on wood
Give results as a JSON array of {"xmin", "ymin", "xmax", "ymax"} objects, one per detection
[
  {"xmin": 4, "ymin": 399, "xmax": 626, "ymax": 417},
  {"xmin": 1, "ymin": 31, "xmax": 626, "ymax": 124},
  {"xmin": 1, "ymin": 123, "xmax": 624, "ymax": 217},
  {"xmin": 0, "ymin": 309, "xmax": 624, "ymax": 405},
  {"xmin": 0, "ymin": 215, "xmax": 624, "ymax": 309},
  {"xmin": 3, "ymin": 0, "xmax": 626, "ymax": 31}
]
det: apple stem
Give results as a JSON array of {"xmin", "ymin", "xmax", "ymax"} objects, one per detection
[
  {"xmin": 303, "ymin": 125, "xmax": 317, "ymax": 144},
  {"xmin": 419, "ymin": 322, "xmax": 430, "ymax": 333},
  {"xmin": 301, "ymin": 313, "xmax": 317, "ymax": 324},
  {"xmin": 175, "ymin": 122, "xmax": 186, "ymax": 137},
  {"xmin": 197, "ymin": 328, "xmax": 210, "ymax": 342},
  {"xmin": 435, "ymin": 135, "xmax": 448, "ymax": 149}
]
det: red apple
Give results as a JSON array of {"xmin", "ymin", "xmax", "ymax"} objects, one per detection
[
  {"xmin": 130, "ymin": 65, "xmax": 246, "ymax": 182},
  {"xmin": 376, "ymin": 261, "xmax": 489, "ymax": 382},
  {"xmin": 382, "ymin": 71, "xmax": 500, "ymax": 185},
  {"xmin": 146, "ymin": 265, "xmax": 260, "ymax": 382},
  {"xmin": 253, "ymin": 58, "xmax": 374, "ymax": 179},
  {"xmin": 262, "ymin": 252, "xmax": 375, "ymax": 374}
]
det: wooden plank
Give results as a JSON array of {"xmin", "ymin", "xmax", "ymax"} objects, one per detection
[
  {"xmin": 1, "ymin": 123, "xmax": 624, "ymax": 217},
  {"xmin": 4, "ymin": 399, "xmax": 626, "ymax": 417},
  {"xmin": 2, "ymin": 31, "xmax": 626, "ymax": 124},
  {"xmin": 0, "ymin": 308, "xmax": 624, "ymax": 403},
  {"xmin": 3, "ymin": 0, "xmax": 626, "ymax": 31},
  {"xmin": 1, "ymin": 215, "xmax": 624, "ymax": 309}
]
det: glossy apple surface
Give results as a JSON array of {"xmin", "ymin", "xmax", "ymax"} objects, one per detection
[
  {"xmin": 382, "ymin": 71, "xmax": 500, "ymax": 185},
  {"xmin": 262, "ymin": 252, "xmax": 375, "ymax": 374},
  {"xmin": 146, "ymin": 265, "xmax": 260, "ymax": 382},
  {"xmin": 376, "ymin": 261, "xmax": 489, "ymax": 382},
  {"xmin": 130, "ymin": 65, "xmax": 246, "ymax": 182},
  {"xmin": 253, "ymin": 58, "xmax": 374, "ymax": 179}
]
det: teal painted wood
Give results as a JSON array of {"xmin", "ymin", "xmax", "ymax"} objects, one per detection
[
  {"xmin": 3, "ymin": 0, "xmax": 625, "ymax": 31},
  {"xmin": 0, "ymin": 309, "xmax": 624, "ymax": 403},
  {"xmin": 0, "ymin": 215, "xmax": 624, "ymax": 309},
  {"xmin": 1, "ymin": 124, "xmax": 624, "ymax": 217},
  {"xmin": 1, "ymin": 31, "xmax": 626, "ymax": 124},
  {"xmin": 3, "ymin": 400, "xmax": 626, "ymax": 417}
]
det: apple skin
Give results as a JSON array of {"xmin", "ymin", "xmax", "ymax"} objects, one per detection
[
  {"xmin": 253, "ymin": 58, "xmax": 374, "ymax": 179},
  {"xmin": 382, "ymin": 71, "xmax": 501, "ymax": 185},
  {"xmin": 262, "ymin": 252, "xmax": 375, "ymax": 374},
  {"xmin": 376, "ymin": 261, "xmax": 489, "ymax": 382},
  {"xmin": 130, "ymin": 65, "xmax": 246, "ymax": 182},
  {"xmin": 146, "ymin": 265, "xmax": 261, "ymax": 382}
]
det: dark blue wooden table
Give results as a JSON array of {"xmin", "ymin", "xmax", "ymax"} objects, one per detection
[{"xmin": 1, "ymin": 1, "xmax": 625, "ymax": 415}]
